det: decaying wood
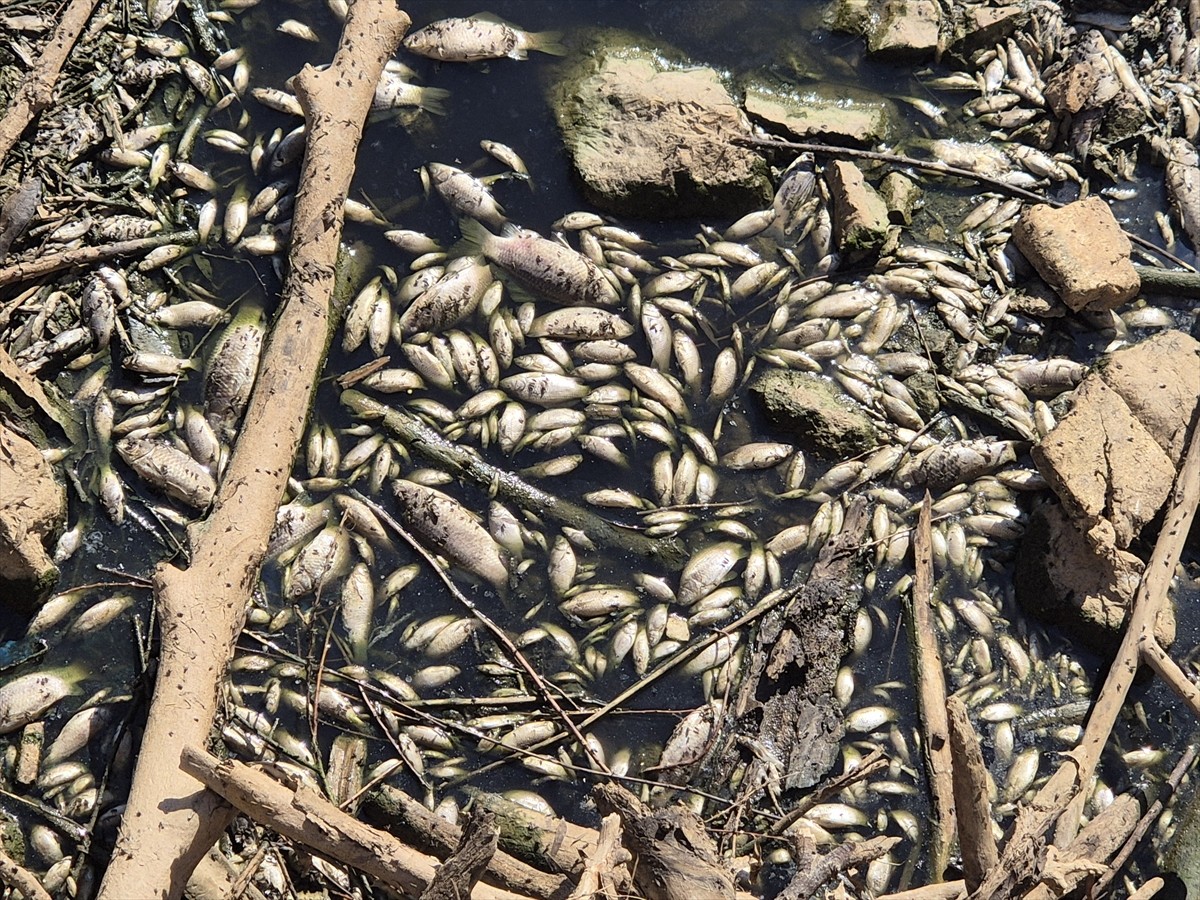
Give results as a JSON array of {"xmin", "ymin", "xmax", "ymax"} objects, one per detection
[
  {"xmin": 880, "ymin": 882, "xmax": 966, "ymax": 900},
  {"xmin": 0, "ymin": 229, "xmax": 198, "ymax": 289},
  {"xmin": 0, "ymin": 0, "xmax": 100, "ymax": 167},
  {"xmin": 768, "ymin": 748, "xmax": 888, "ymax": 838},
  {"xmin": 1020, "ymin": 792, "xmax": 1140, "ymax": 900},
  {"xmin": 1135, "ymin": 264, "xmax": 1200, "ymax": 297},
  {"xmin": 1090, "ymin": 745, "xmax": 1198, "ymax": 899},
  {"xmin": 0, "ymin": 842, "xmax": 51, "ymax": 900},
  {"xmin": 420, "ymin": 810, "xmax": 500, "ymax": 900},
  {"xmin": 364, "ymin": 784, "xmax": 569, "ymax": 900},
  {"xmin": 945, "ymin": 696, "xmax": 996, "ymax": 892},
  {"xmin": 178, "ymin": 747, "xmax": 536, "ymax": 900},
  {"xmin": 708, "ymin": 496, "xmax": 869, "ymax": 815},
  {"xmin": 1141, "ymin": 636, "xmax": 1200, "ymax": 719},
  {"xmin": 782, "ymin": 834, "xmax": 900, "ymax": 900},
  {"xmin": 95, "ymin": 4, "xmax": 411, "ymax": 898},
  {"xmin": 973, "ymin": 413, "xmax": 1200, "ymax": 900},
  {"xmin": 908, "ymin": 492, "xmax": 954, "ymax": 879},
  {"xmin": 593, "ymin": 781, "xmax": 734, "ymax": 900},
  {"xmin": 568, "ymin": 813, "xmax": 629, "ymax": 900},
  {"xmin": 466, "ymin": 787, "xmax": 605, "ymax": 879},
  {"xmin": 341, "ymin": 389, "xmax": 686, "ymax": 566}
]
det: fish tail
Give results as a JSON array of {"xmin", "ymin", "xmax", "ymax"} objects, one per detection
[
  {"xmin": 529, "ymin": 30, "xmax": 567, "ymax": 56},
  {"xmin": 418, "ymin": 86, "xmax": 451, "ymax": 116},
  {"xmin": 450, "ymin": 217, "xmax": 493, "ymax": 258}
]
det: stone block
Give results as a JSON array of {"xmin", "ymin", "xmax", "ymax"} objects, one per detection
[
  {"xmin": 826, "ymin": 160, "xmax": 890, "ymax": 257},
  {"xmin": 1012, "ymin": 197, "xmax": 1140, "ymax": 312},
  {"xmin": 866, "ymin": 0, "xmax": 940, "ymax": 60}
]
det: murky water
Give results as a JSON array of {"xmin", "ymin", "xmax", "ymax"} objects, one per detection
[{"xmin": 4, "ymin": 1, "xmax": 1200, "ymax": 896}]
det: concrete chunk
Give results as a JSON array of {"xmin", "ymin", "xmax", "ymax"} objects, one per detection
[
  {"xmin": 750, "ymin": 369, "xmax": 878, "ymax": 459},
  {"xmin": 866, "ymin": 0, "xmax": 940, "ymax": 60},
  {"xmin": 826, "ymin": 160, "xmax": 890, "ymax": 258},
  {"xmin": 1098, "ymin": 330, "xmax": 1200, "ymax": 466},
  {"xmin": 743, "ymin": 83, "xmax": 893, "ymax": 147},
  {"xmin": 1031, "ymin": 374, "xmax": 1174, "ymax": 548},
  {"xmin": 1012, "ymin": 197, "xmax": 1140, "ymax": 312}
]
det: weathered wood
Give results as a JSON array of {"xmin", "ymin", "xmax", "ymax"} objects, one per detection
[
  {"xmin": 420, "ymin": 811, "xmax": 500, "ymax": 900},
  {"xmin": 909, "ymin": 492, "xmax": 955, "ymax": 879},
  {"xmin": 364, "ymin": 784, "xmax": 569, "ymax": 900},
  {"xmin": 95, "ymin": 4, "xmax": 410, "ymax": 897},
  {"xmin": 0, "ymin": 230, "xmax": 198, "ymax": 289},
  {"xmin": 781, "ymin": 835, "xmax": 900, "ymax": 900},
  {"xmin": 178, "ymin": 747, "xmax": 535, "ymax": 900},
  {"xmin": 946, "ymin": 696, "xmax": 996, "ymax": 892},
  {"xmin": 593, "ymin": 782, "xmax": 734, "ymax": 900}
]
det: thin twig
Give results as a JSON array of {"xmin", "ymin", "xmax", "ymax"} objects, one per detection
[
  {"xmin": 348, "ymin": 489, "xmax": 611, "ymax": 776},
  {"xmin": 0, "ymin": 229, "xmax": 199, "ymax": 288}
]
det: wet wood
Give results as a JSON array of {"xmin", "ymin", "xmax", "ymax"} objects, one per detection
[
  {"xmin": 341, "ymin": 389, "xmax": 686, "ymax": 566},
  {"xmin": 973, "ymin": 414, "xmax": 1200, "ymax": 900},
  {"xmin": 568, "ymin": 813, "xmax": 628, "ymax": 900},
  {"xmin": 782, "ymin": 835, "xmax": 900, "ymax": 900},
  {"xmin": 178, "ymin": 747, "xmax": 536, "ymax": 900},
  {"xmin": 0, "ymin": 842, "xmax": 52, "ymax": 900},
  {"xmin": 0, "ymin": 230, "xmax": 198, "ymax": 289},
  {"xmin": 420, "ymin": 810, "xmax": 500, "ymax": 900},
  {"xmin": 364, "ymin": 784, "xmax": 569, "ymax": 900},
  {"xmin": 710, "ymin": 497, "xmax": 869, "ymax": 805},
  {"xmin": 95, "ymin": 4, "xmax": 411, "ymax": 898},
  {"xmin": 909, "ymin": 492, "xmax": 954, "ymax": 879},
  {"xmin": 0, "ymin": 0, "xmax": 100, "ymax": 167},
  {"xmin": 466, "ymin": 787, "xmax": 605, "ymax": 878},
  {"xmin": 1021, "ymin": 793, "xmax": 1141, "ymax": 900},
  {"xmin": 593, "ymin": 781, "xmax": 734, "ymax": 900},
  {"xmin": 945, "ymin": 696, "xmax": 996, "ymax": 892},
  {"xmin": 1135, "ymin": 264, "xmax": 1200, "ymax": 297}
]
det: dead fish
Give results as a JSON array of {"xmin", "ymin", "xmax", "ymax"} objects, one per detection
[
  {"xmin": 425, "ymin": 162, "xmax": 505, "ymax": 228},
  {"xmin": 391, "ymin": 479, "xmax": 509, "ymax": 591},
  {"xmin": 0, "ymin": 176, "xmax": 41, "ymax": 260},
  {"xmin": 205, "ymin": 303, "xmax": 265, "ymax": 440},
  {"xmin": 0, "ymin": 665, "xmax": 86, "ymax": 735},
  {"xmin": 399, "ymin": 256, "xmax": 492, "ymax": 334},
  {"xmin": 403, "ymin": 14, "xmax": 566, "ymax": 62},
  {"xmin": 116, "ymin": 436, "xmax": 217, "ymax": 509},
  {"xmin": 373, "ymin": 70, "xmax": 450, "ymax": 115},
  {"xmin": 461, "ymin": 219, "xmax": 620, "ymax": 307}
]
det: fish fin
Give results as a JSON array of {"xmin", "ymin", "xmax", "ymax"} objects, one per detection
[
  {"xmin": 472, "ymin": 11, "xmax": 511, "ymax": 24},
  {"xmin": 418, "ymin": 86, "xmax": 451, "ymax": 116},
  {"xmin": 500, "ymin": 222, "xmax": 522, "ymax": 239},
  {"xmin": 529, "ymin": 30, "xmax": 567, "ymax": 56},
  {"xmin": 449, "ymin": 217, "xmax": 494, "ymax": 258},
  {"xmin": 507, "ymin": 48, "xmax": 529, "ymax": 60}
]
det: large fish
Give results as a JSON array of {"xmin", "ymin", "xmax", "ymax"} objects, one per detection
[
  {"xmin": 403, "ymin": 15, "xmax": 566, "ymax": 62},
  {"xmin": 459, "ymin": 219, "xmax": 621, "ymax": 307}
]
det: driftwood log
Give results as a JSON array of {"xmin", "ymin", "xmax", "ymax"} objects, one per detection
[
  {"xmin": 95, "ymin": 3, "xmax": 411, "ymax": 897},
  {"xmin": 178, "ymin": 747, "xmax": 536, "ymax": 900}
]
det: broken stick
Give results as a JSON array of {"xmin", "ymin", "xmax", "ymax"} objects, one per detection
[
  {"xmin": 908, "ymin": 492, "xmax": 955, "ymax": 879},
  {"xmin": 0, "ymin": 230, "xmax": 198, "ymax": 289},
  {"xmin": 973, "ymin": 410, "xmax": 1200, "ymax": 900},
  {"xmin": 420, "ymin": 811, "xmax": 500, "ymax": 900},
  {"xmin": 179, "ymin": 747, "xmax": 536, "ymax": 900},
  {"xmin": 96, "ymin": 3, "xmax": 411, "ymax": 898},
  {"xmin": 945, "ymin": 696, "xmax": 996, "ymax": 892}
]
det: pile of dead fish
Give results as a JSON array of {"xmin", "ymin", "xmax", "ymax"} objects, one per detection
[{"xmin": 0, "ymin": 0, "xmax": 1196, "ymax": 896}]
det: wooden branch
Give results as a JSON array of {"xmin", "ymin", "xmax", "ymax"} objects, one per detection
[
  {"xmin": 568, "ymin": 813, "xmax": 628, "ymax": 900},
  {"xmin": 0, "ymin": 230, "xmax": 198, "ymax": 289},
  {"xmin": 908, "ymin": 492, "xmax": 955, "ymax": 879},
  {"xmin": 1135, "ymin": 264, "xmax": 1200, "ymax": 297},
  {"xmin": 593, "ymin": 781, "xmax": 734, "ymax": 900},
  {"xmin": 420, "ymin": 811, "xmax": 499, "ymax": 900},
  {"xmin": 466, "ymin": 787, "xmax": 604, "ymax": 878},
  {"xmin": 946, "ymin": 696, "xmax": 996, "ymax": 892},
  {"xmin": 341, "ymin": 390, "xmax": 687, "ymax": 567},
  {"xmin": 780, "ymin": 835, "xmax": 900, "ymax": 900},
  {"xmin": 768, "ymin": 748, "xmax": 888, "ymax": 837},
  {"xmin": 1140, "ymin": 637, "xmax": 1200, "ymax": 719},
  {"xmin": 1021, "ymin": 793, "xmax": 1140, "ymax": 900},
  {"xmin": 95, "ymin": 4, "xmax": 411, "ymax": 898},
  {"xmin": 178, "ymin": 747, "xmax": 536, "ymax": 900},
  {"xmin": 1127, "ymin": 877, "xmax": 1166, "ymax": 900},
  {"xmin": 880, "ymin": 884, "xmax": 966, "ymax": 900},
  {"xmin": 0, "ymin": 843, "xmax": 51, "ymax": 900},
  {"xmin": 972, "ymin": 413, "xmax": 1200, "ymax": 900},
  {"xmin": 364, "ymin": 784, "xmax": 568, "ymax": 900},
  {"xmin": 0, "ymin": 0, "xmax": 100, "ymax": 167}
]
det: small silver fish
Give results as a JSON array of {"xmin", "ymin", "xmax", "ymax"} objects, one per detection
[{"xmin": 403, "ymin": 15, "xmax": 566, "ymax": 62}]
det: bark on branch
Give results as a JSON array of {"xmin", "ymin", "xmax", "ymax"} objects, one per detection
[
  {"xmin": 96, "ymin": 4, "xmax": 411, "ymax": 898},
  {"xmin": 0, "ymin": 0, "xmax": 100, "ymax": 167}
]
